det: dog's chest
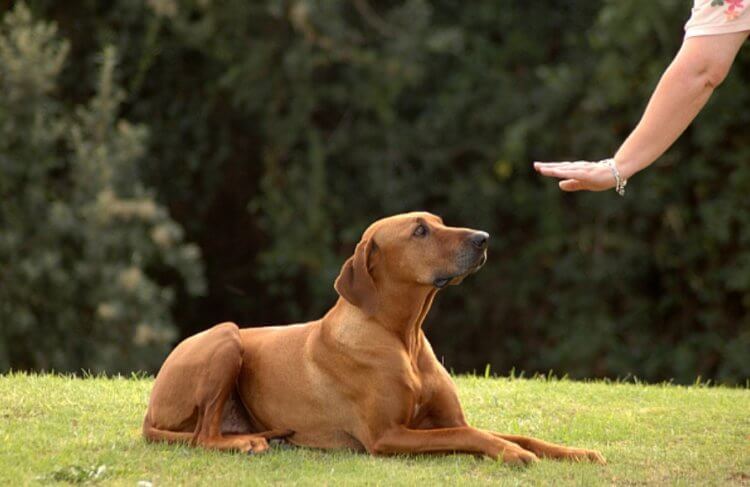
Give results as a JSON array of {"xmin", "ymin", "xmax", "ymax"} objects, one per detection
[
  {"xmin": 412, "ymin": 402, "xmax": 422, "ymax": 420},
  {"xmin": 407, "ymin": 367, "xmax": 437, "ymax": 423}
]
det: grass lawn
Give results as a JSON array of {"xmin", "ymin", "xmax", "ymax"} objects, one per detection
[{"xmin": 1, "ymin": 373, "xmax": 748, "ymax": 486}]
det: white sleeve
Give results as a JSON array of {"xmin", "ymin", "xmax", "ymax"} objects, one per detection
[{"xmin": 685, "ymin": 0, "xmax": 750, "ymax": 38}]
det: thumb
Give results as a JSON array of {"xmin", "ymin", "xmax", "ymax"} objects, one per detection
[{"xmin": 559, "ymin": 179, "xmax": 584, "ymax": 192}]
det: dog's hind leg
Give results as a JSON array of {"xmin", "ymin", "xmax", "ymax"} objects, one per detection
[{"xmin": 143, "ymin": 322, "xmax": 292, "ymax": 453}]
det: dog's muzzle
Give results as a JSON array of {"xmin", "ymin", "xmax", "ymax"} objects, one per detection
[{"xmin": 433, "ymin": 232, "xmax": 489, "ymax": 288}]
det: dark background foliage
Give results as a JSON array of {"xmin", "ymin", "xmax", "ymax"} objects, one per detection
[{"xmin": 1, "ymin": 0, "xmax": 748, "ymax": 383}]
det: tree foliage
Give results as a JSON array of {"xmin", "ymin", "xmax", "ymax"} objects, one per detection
[
  {"xmin": 1, "ymin": 0, "xmax": 748, "ymax": 382},
  {"xmin": 0, "ymin": 3, "xmax": 204, "ymax": 372}
]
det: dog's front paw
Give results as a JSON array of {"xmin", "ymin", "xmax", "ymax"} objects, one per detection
[
  {"xmin": 502, "ymin": 448, "xmax": 540, "ymax": 466},
  {"xmin": 566, "ymin": 448, "xmax": 606, "ymax": 464}
]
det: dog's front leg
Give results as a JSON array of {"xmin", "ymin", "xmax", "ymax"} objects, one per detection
[
  {"xmin": 490, "ymin": 433, "xmax": 606, "ymax": 464},
  {"xmin": 368, "ymin": 425, "xmax": 539, "ymax": 465}
]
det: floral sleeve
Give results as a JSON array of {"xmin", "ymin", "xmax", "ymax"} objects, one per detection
[
  {"xmin": 713, "ymin": 0, "xmax": 745, "ymax": 20},
  {"xmin": 685, "ymin": 0, "xmax": 750, "ymax": 37}
]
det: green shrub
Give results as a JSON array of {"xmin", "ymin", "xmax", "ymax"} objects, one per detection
[
  {"xmin": 0, "ymin": 3, "xmax": 205, "ymax": 373},
  {"xmin": 2, "ymin": 1, "xmax": 748, "ymax": 383}
]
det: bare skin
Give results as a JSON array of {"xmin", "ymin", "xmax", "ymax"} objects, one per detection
[{"xmin": 534, "ymin": 31, "xmax": 748, "ymax": 192}]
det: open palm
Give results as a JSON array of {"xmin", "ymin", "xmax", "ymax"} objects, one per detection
[{"xmin": 533, "ymin": 161, "xmax": 617, "ymax": 192}]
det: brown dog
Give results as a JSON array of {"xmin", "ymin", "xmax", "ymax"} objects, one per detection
[{"xmin": 143, "ymin": 212, "xmax": 605, "ymax": 465}]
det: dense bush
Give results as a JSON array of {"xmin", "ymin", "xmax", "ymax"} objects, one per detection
[
  {"xmin": 0, "ymin": 4, "xmax": 204, "ymax": 372},
  {"xmin": 1, "ymin": 1, "xmax": 748, "ymax": 382}
]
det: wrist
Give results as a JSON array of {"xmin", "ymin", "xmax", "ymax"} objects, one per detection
[
  {"xmin": 612, "ymin": 154, "xmax": 640, "ymax": 181},
  {"xmin": 600, "ymin": 158, "xmax": 627, "ymax": 196}
]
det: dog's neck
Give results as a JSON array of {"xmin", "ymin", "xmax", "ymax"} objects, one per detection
[
  {"xmin": 327, "ymin": 283, "xmax": 437, "ymax": 359},
  {"xmin": 380, "ymin": 283, "xmax": 437, "ymax": 357}
]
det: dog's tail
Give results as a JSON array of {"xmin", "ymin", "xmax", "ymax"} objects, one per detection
[{"xmin": 142, "ymin": 412, "xmax": 197, "ymax": 445}]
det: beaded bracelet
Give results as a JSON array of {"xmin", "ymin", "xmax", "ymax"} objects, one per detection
[{"xmin": 600, "ymin": 158, "xmax": 627, "ymax": 196}]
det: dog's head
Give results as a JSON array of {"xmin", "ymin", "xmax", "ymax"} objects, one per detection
[{"xmin": 334, "ymin": 212, "xmax": 489, "ymax": 316}]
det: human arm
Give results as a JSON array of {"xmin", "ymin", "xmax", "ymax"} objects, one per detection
[{"xmin": 534, "ymin": 31, "xmax": 748, "ymax": 192}]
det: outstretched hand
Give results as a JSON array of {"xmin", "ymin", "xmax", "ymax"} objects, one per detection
[{"xmin": 533, "ymin": 161, "xmax": 617, "ymax": 192}]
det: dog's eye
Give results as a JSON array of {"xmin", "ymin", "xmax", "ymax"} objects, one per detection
[{"xmin": 413, "ymin": 224, "xmax": 428, "ymax": 238}]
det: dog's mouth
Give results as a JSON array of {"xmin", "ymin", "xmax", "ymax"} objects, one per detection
[
  {"xmin": 433, "ymin": 252, "xmax": 487, "ymax": 288},
  {"xmin": 433, "ymin": 277, "xmax": 452, "ymax": 288}
]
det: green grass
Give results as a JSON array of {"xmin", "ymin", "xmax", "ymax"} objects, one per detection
[{"xmin": 1, "ymin": 373, "xmax": 748, "ymax": 486}]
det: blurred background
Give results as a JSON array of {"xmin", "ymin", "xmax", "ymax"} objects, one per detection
[{"xmin": 1, "ymin": 0, "xmax": 748, "ymax": 384}]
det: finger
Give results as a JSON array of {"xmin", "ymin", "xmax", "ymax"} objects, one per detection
[
  {"xmin": 559, "ymin": 179, "xmax": 585, "ymax": 192},
  {"xmin": 534, "ymin": 161, "xmax": 570, "ymax": 172},
  {"xmin": 534, "ymin": 161, "xmax": 596, "ymax": 172},
  {"xmin": 537, "ymin": 167, "xmax": 586, "ymax": 180}
]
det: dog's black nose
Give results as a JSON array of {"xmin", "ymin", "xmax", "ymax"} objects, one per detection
[{"xmin": 469, "ymin": 231, "xmax": 489, "ymax": 250}]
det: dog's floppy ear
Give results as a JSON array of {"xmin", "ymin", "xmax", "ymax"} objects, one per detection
[{"xmin": 334, "ymin": 238, "xmax": 379, "ymax": 316}]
